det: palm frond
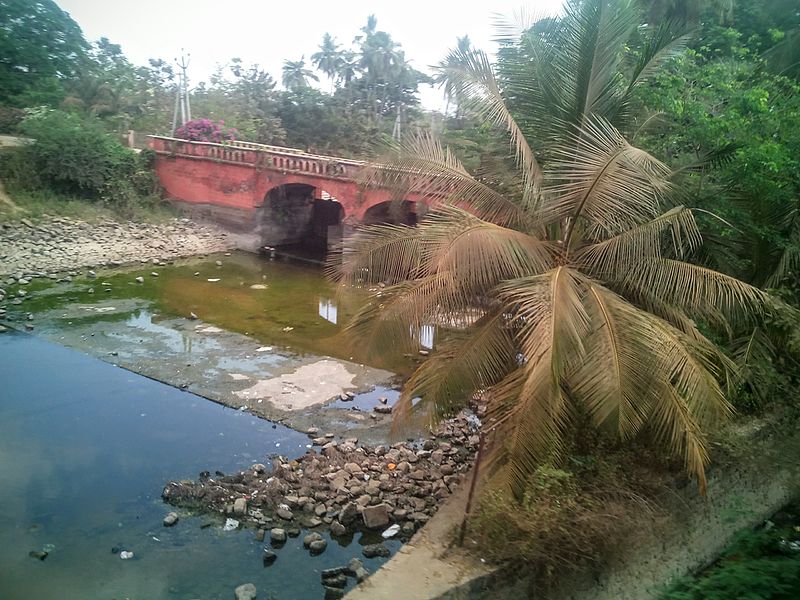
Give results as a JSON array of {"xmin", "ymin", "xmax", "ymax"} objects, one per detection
[
  {"xmin": 621, "ymin": 257, "xmax": 770, "ymax": 322},
  {"xmin": 358, "ymin": 133, "xmax": 533, "ymax": 228},
  {"xmin": 615, "ymin": 23, "xmax": 691, "ymax": 127},
  {"xmin": 393, "ymin": 309, "xmax": 517, "ymax": 430},
  {"xmin": 556, "ymin": 0, "xmax": 639, "ymax": 124},
  {"xmin": 422, "ymin": 206, "xmax": 555, "ymax": 293},
  {"xmin": 434, "ymin": 46, "xmax": 543, "ymax": 208},
  {"xmin": 576, "ymin": 206, "xmax": 702, "ymax": 275},
  {"xmin": 547, "ymin": 117, "xmax": 672, "ymax": 244},
  {"xmin": 571, "ymin": 283, "xmax": 660, "ymax": 438},
  {"xmin": 333, "ymin": 223, "xmax": 421, "ymax": 286}
]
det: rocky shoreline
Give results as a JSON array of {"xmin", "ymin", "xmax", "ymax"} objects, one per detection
[
  {"xmin": 162, "ymin": 411, "xmax": 480, "ymax": 556},
  {"xmin": 0, "ymin": 214, "xmax": 234, "ymax": 278}
]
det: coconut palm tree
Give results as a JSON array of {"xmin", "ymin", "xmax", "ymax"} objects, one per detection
[
  {"xmin": 311, "ymin": 33, "xmax": 343, "ymax": 92},
  {"xmin": 281, "ymin": 57, "xmax": 319, "ymax": 92},
  {"xmin": 334, "ymin": 0, "xmax": 771, "ymax": 496}
]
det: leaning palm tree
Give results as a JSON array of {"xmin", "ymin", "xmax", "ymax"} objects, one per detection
[{"xmin": 334, "ymin": 0, "xmax": 770, "ymax": 496}]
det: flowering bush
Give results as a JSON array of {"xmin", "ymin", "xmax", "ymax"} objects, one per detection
[{"xmin": 174, "ymin": 119, "xmax": 237, "ymax": 143}]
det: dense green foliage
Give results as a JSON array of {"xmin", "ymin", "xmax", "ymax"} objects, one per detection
[
  {"xmin": 0, "ymin": 0, "xmax": 87, "ymax": 106},
  {"xmin": 660, "ymin": 508, "xmax": 800, "ymax": 600},
  {"xmin": 0, "ymin": 110, "xmax": 158, "ymax": 213}
]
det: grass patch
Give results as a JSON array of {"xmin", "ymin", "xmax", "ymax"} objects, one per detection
[{"xmin": 0, "ymin": 186, "xmax": 177, "ymax": 224}]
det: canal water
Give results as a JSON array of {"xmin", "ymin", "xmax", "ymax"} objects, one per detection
[
  {"xmin": 12, "ymin": 252, "xmax": 415, "ymax": 376},
  {"xmin": 0, "ymin": 253, "xmax": 416, "ymax": 599}
]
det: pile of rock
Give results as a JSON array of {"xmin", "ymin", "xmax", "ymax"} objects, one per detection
[
  {"xmin": 162, "ymin": 411, "xmax": 480, "ymax": 546},
  {"xmin": 0, "ymin": 216, "xmax": 233, "ymax": 278}
]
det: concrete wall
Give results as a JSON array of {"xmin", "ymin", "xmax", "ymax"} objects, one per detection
[{"xmin": 438, "ymin": 415, "xmax": 800, "ymax": 600}]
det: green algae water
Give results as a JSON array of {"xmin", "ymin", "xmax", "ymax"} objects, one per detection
[
  {"xmin": 13, "ymin": 251, "xmax": 416, "ymax": 376},
  {"xmin": 0, "ymin": 331, "xmax": 401, "ymax": 599}
]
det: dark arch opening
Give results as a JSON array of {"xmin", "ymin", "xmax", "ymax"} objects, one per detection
[
  {"xmin": 362, "ymin": 200, "xmax": 419, "ymax": 226},
  {"xmin": 259, "ymin": 183, "xmax": 343, "ymax": 259}
]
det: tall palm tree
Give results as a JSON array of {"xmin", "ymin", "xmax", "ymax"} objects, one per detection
[
  {"xmin": 281, "ymin": 57, "xmax": 319, "ymax": 92},
  {"xmin": 334, "ymin": 0, "xmax": 770, "ymax": 496},
  {"xmin": 311, "ymin": 33, "xmax": 343, "ymax": 92}
]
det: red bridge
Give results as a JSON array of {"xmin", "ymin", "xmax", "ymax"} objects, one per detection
[{"xmin": 150, "ymin": 136, "xmax": 429, "ymax": 252}]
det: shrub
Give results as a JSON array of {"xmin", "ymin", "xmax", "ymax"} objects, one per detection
[
  {"xmin": 0, "ymin": 106, "xmax": 24, "ymax": 133},
  {"xmin": 467, "ymin": 445, "xmax": 668, "ymax": 588},
  {"xmin": 17, "ymin": 109, "xmax": 139, "ymax": 200},
  {"xmin": 0, "ymin": 109, "xmax": 162, "ymax": 217},
  {"xmin": 173, "ymin": 118, "xmax": 237, "ymax": 143}
]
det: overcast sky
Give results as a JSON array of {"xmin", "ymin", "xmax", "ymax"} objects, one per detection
[{"xmin": 56, "ymin": 0, "xmax": 563, "ymax": 109}]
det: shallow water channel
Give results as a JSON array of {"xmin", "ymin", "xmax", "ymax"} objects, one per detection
[{"xmin": 0, "ymin": 253, "xmax": 411, "ymax": 599}]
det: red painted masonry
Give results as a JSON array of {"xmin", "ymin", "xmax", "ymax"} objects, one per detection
[{"xmin": 149, "ymin": 136, "xmax": 429, "ymax": 224}]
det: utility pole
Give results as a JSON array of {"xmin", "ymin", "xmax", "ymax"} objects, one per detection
[
  {"xmin": 392, "ymin": 103, "xmax": 402, "ymax": 141},
  {"xmin": 172, "ymin": 50, "xmax": 192, "ymax": 134}
]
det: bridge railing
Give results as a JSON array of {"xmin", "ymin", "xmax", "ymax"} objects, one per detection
[
  {"xmin": 148, "ymin": 136, "xmax": 459, "ymax": 200},
  {"xmin": 149, "ymin": 136, "xmax": 365, "ymax": 180}
]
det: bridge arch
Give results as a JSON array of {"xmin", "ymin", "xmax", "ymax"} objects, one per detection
[
  {"xmin": 258, "ymin": 183, "xmax": 344, "ymax": 254},
  {"xmin": 362, "ymin": 200, "xmax": 424, "ymax": 226}
]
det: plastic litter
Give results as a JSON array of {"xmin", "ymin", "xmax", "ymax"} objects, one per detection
[
  {"xmin": 223, "ymin": 518, "xmax": 240, "ymax": 531},
  {"xmin": 382, "ymin": 524, "xmax": 401, "ymax": 539},
  {"xmin": 119, "ymin": 551, "xmax": 134, "ymax": 559}
]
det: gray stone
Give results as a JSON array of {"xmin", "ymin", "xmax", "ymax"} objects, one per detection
[
  {"xmin": 362, "ymin": 503, "xmax": 390, "ymax": 529},
  {"xmin": 309, "ymin": 539, "xmax": 327, "ymax": 555},
  {"xmin": 276, "ymin": 507, "xmax": 293, "ymax": 520},
  {"xmin": 330, "ymin": 521, "xmax": 347, "ymax": 536},
  {"xmin": 303, "ymin": 532, "xmax": 323, "ymax": 548},
  {"xmin": 163, "ymin": 512, "xmax": 179, "ymax": 527},
  {"xmin": 346, "ymin": 557, "xmax": 364, "ymax": 574},
  {"xmin": 323, "ymin": 587, "xmax": 345, "ymax": 600},
  {"xmin": 233, "ymin": 498, "xmax": 248, "ymax": 516},
  {"xmin": 339, "ymin": 502, "xmax": 360, "ymax": 525},
  {"xmin": 269, "ymin": 528, "xmax": 287, "ymax": 544},
  {"xmin": 321, "ymin": 573, "xmax": 347, "ymax": 588},
  {"xmin": 234, "ymin": 583, "xmax": 257, "ymax": 600},
  {"xmin": 362, "ymin": 543, "xmax": 390, "ymax": 558}
]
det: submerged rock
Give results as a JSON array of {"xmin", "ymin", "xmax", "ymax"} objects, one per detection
[
  {"xmin": 262, "ymin": 549, "xmax": 277, "ymax": 566},
  {"xmin": 309, "ymin": 539, "xmax": 328, "ymax": 555},
  {"xmin": 163, "ymin": 512, "xmax": 179, "ymax": 527},
  {"xmin": 234, "ymin": 583, "xmax": 257, "ymax": 600},
  {"xmin": 270, "ymin": 528, "xmax": 287, "ymax": 544},
  {"xmin": 362, "ymin": 544, "xmax": 390, "ymax": 558}
]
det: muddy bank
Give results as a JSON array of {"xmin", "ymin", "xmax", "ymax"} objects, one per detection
[
  {"xmin": 0, "ymin": 214, "xmax": 234, "ymax": 278},
  {"xmin": 163, "ymin": 411, "xmax": 480, "ymax": 554}
]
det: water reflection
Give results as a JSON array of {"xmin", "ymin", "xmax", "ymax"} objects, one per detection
[
  {"xmin": 420, "ymin": 324, "xmax": 435, "ymax": 349},
  {"xmin": 318, "ymin": 297, "xmax": 338, "ymax": 324}
]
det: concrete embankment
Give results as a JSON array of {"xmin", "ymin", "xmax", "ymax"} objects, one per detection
[{"xmin": 355, "ymin": 413, "xmax": 799, "ymax": 600}]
